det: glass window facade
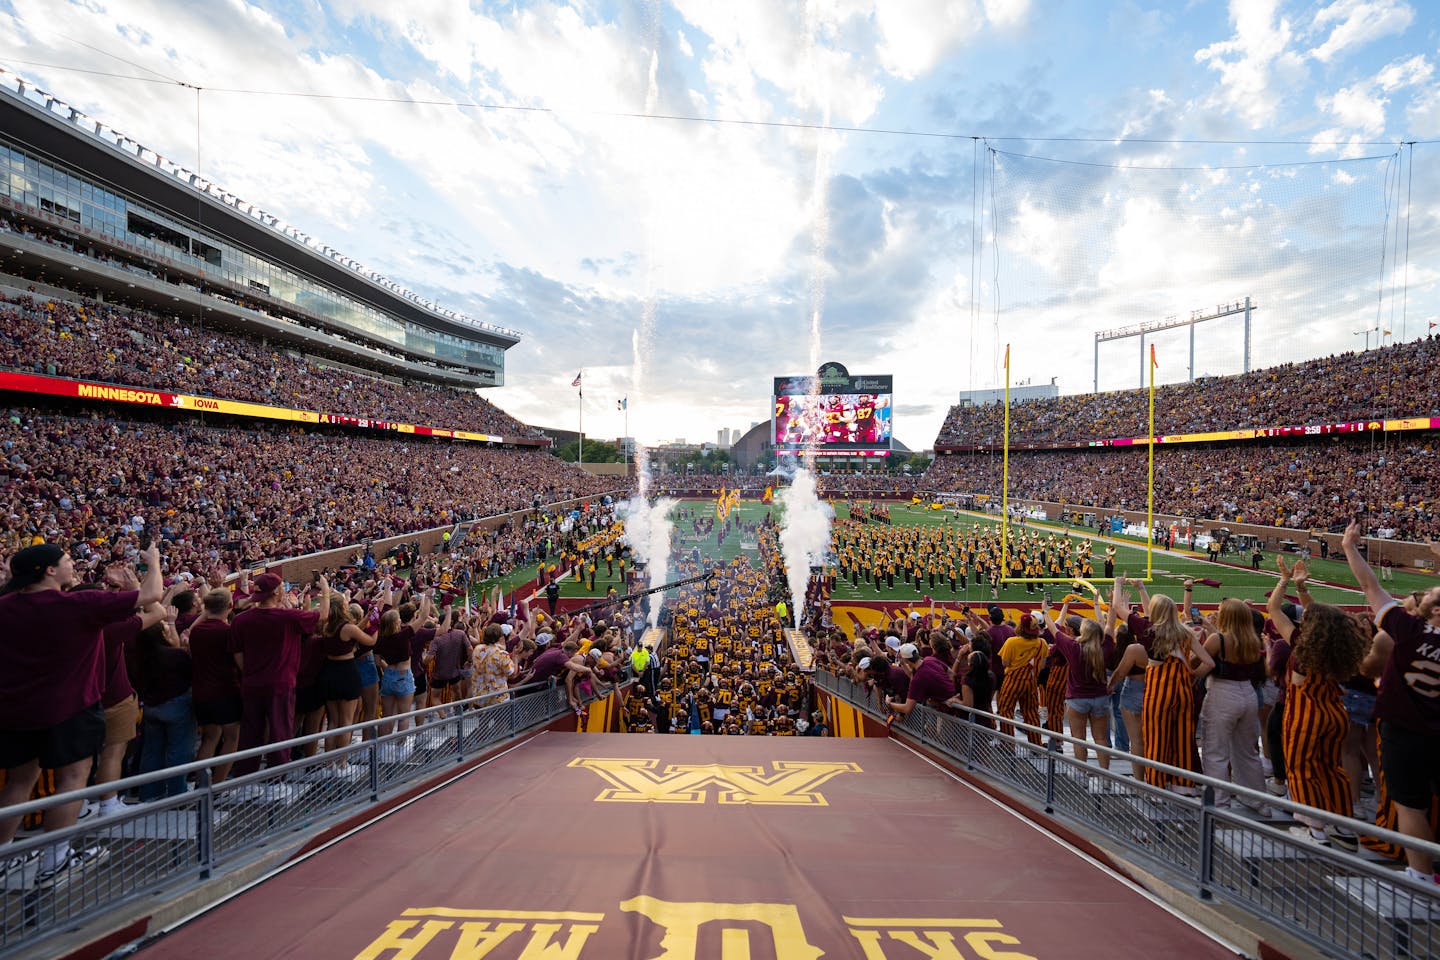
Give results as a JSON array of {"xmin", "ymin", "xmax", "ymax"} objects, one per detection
[{"xmin": 0, "ymin": 139, "xmax": 507, "ymax": 379}]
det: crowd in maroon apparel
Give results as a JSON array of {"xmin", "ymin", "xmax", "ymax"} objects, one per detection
[
  {"xmin": 0, "ymin": 408, "xmax": 626, "ymax": 571},
  {"xmin": 0, "ymin": 293, "xmax": 536, "ymax": 438},
  {"xmin": 919, "ymin": 436, "xmax": 1440, "ymax": 539},
  {"xmin": 936, "ymin": 336, "xmax": 1440, "ymax": 446}
]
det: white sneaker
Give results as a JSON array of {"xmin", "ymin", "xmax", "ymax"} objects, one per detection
[
  {"xmin": 97, "ymin": 798, "xmax": 128, "ymax": 818},
  {"xmin": 1265, "ymin": 778, "xmax": 1288, "ymax": 797},
  {"xmin": 34, "ymin": 845, "xmax": 109, "ymax": 889},
  {"xmin": 1, "ymin": 849, "xmax": 40, "ymax": 886},
  {"xmin": 1287, "ymin": 825, "xmax": 1327, "ymax": 847},
  {"xmin": 76, "ymin": 800, "xmax": 97, "ymax": 822}
]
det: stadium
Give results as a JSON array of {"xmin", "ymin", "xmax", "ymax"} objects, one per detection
[{"xmin": 1, "ymin": 5, "xmax": 1440, "ymax": 960}]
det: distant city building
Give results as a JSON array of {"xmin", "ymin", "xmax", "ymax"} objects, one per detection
[{"xmin": 957, "ymin": 379, "xmax": 1059, "ymax": 406}]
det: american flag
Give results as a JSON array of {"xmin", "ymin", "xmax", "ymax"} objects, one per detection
[{"xmin": 571, "ymin": 371, "xmax": 582, "ymax": 388}]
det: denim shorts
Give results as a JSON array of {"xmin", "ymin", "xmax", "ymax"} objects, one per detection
[
  {"xmin": 380, "ymin": 667, "xmax": 416, "ymax": 698},
  {"xmin": 1118, "ymin": 675, "xmax": 1145, "ymax": 714},
  {"xmin": 1066, "ymin": 695, "xmax": 1111, "ymax": 718},
  {"xmin": 357, "ymin": 654, "xmax": 379, "ymax": 688},
  {"xmin": 1342, "ymin": 688, "xmax": 1377, "ymax": 726},
  {"xmin": 1259, "ymin": 679, "xmax": 1279, "ymax": 709}
]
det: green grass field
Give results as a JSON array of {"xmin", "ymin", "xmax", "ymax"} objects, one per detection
[{"xmin": 477, "ymin": 500, "xmax": 1436, "ymax": 609}]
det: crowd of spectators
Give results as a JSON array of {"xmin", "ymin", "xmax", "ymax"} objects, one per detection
[
  {"xmin": 0, "ymin": 211, "xmax": 515, "ymax": 406},
  {"xmin": 920, "ymin": 436, "xmax": 1440, "ymax": 539},
  {"xmin": 936, "ymin": 336, "xmax": 1440, "ymax": 446},
  {"xmin": 809, "ymin": 535, "xmax": 1440, "ymax": 886},
  {"xmin": 0, "ymin": 291, "xmax": 536, "ymax": 438},
  {"xmin": 0, "ymin": 407, "xmax": 626, "ymax": 570}
]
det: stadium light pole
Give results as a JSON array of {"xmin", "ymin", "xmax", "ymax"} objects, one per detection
[{"xmin": 1352, "ymin": 327, "xmax": 1379, "ymax": 351}]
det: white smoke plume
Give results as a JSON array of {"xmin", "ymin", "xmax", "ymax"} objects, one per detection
[
  {"xmin": 776, "ymin": 468, "xmax": 833, "ymax": 628},
  {"xmin": 620, "ymin": 495, "xmax": 677, "ymax": 627}
]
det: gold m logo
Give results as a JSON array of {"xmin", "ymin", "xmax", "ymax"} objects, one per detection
[{"xmin": 568, "ymin": 759, "xmax": 860, "ymax": 805}]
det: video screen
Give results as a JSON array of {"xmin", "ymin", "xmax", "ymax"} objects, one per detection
[{"xmin": 772, "ymin": 392, "xmax": 893, "ymax": 449}]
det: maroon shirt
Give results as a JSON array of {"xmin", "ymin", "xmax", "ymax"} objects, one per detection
[
  {"xmin": 0, "ymin": 588, "xmax": 139, "ymax": 729},
  {"xmin": 1127, "ymin": 611, "xmax": 1155, "ymax": 649},
  {"xmin": 375, "ymin": 626, "xmax": 413, "ymax": 668},
  {"xmin": 1049, "ymin": 630, "xmax": 1116, "ymax": 700},
  {"xmin": 906, "ymin": 656, "xmax": 956, "ymax": 706},
  {"xmin": 528, "ymin": 645, "xmax": 569, "ymax": 683},
  {"xmin": 986, "ymin": 623, "xmax": 1015, "ymax": 681},
  {"xmin": 1377, "ymin": 604, "xmax": 1440, "ymax": 736},
  {"xmin": 429, "ymin": 629, "xmax": 470, "ymax": 681},
  {"xmin": 135, "ymin": 645, "xmax": 192, "ymax": 706},
  {"xmin": 188, "ymin": 619, "xmax": 239, "ymax": 703},
  {"xmin": 410, "ymin": 626, "xmax": 437, "ymax": 680},
  {"xmin": 296, "ymin": 632, "xmax": 326, "ymax": 689},
  {"xmin": 884, "ymin": 664, "xmax": 911, "ymax": 702},
  {"xmin": 228, "ymin": 606, "xmax": 320, "ymax": 689},
  {"xmin": 101, "ymin": 615, "xmax": 141, "ymax": 708}
]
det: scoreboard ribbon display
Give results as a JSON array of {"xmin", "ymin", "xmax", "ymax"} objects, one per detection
[{"xmin": 937, "ymin": 416, "xmax": 1438, "ymax": 452}]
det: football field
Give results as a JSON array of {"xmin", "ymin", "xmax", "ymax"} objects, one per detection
[{"xmin": 493, "ymin": 498, "xmax": 1436, "ymax": 609}]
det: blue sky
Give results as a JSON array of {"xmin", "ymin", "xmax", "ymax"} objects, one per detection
[{"xmin": 4, "ymin": 0, "xmax": 1440, "ymax": 447}]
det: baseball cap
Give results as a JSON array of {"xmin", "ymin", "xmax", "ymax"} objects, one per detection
[
  {"xmin": 857, "ymin": 657, "xmax": 872, "ymax": 671},
  {"xmin": 535, "ymin": 632, "xmax": 553, "ymax": 646},
  {"xmin": 898, "ymin": 642, "xmax": 920, "ymax": 661},
  {"xmin": 500, "ymin": 623, "xmax": 513, "ymax": 636},
  {"xmin": 252, "ymin": 573, "xmax": 282, "ymax": 598},
  {"xmin": 909, "ymin": 612, "xmax": 922, "ymax": 620},
  {"xmin": 884, "ymin": 636, "xmax": 902, "ymax": 651}
]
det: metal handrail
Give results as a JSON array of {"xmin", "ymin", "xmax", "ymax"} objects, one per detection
[
  {"xmin": 829, "ymin": 670, "xmax": 1440, "ymax": 859},
  {"xmin": 0, "ymin": 681, "xmax": 552, "ymax": 821},
  {"xmin": 0, "ymin": 681, "xmax": 582, "ymax": 957},
  {"xmin": 816, "ymin": 669, "xmax": 1440, "ymax": 960}
]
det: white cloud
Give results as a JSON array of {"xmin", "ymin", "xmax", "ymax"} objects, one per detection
[
  {"xmin": 1406, "ymin": 83, "xmax": 1440, "ymax": 136},
  {"xmin": 872, "ymin": 0, "xmax": 1031, "ymax": 81},
  {"xmin": 1376, "ymin": 53, "xmax": 1432, "ymax": 90},
  {"xmin": 1195, "ymin": 0, "xmax": 1306, "ymax": 129},
  {"xmin": 1319, "ymin": 81, "xmax": 1388, "ymax": 134},
  {"xmin": 1308, "ymin": 0, "xmax": 1414, "ymax": 64},
  {"xmin": 1311, "ymin": 54, "xmax": 1432, "ymax": 146}
]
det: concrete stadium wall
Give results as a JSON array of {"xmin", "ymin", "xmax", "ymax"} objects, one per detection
[{"xmin": 268, "ymin": 489, "xmax": 627, "ymax": 581}]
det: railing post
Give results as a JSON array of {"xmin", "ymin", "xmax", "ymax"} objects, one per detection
[
  {"xmin": 964, "ymin": 718, "xmax": 976, "ymax": 771},
  {"xmin": 368, "ymin": 738, "xmax": 380, "ymax": 803},
  {"xmin": 1198, "ymin": 784, "xmax": 1215, "ymax": 901},
  {"xmin": 196, "ymin": 766, "xmax": 214, "ymax": 880},
  {"xmin": 1044, "ymin": 737, "xmax": 1057, "ymax": 814},
  {"xmin": 455, "ymin": 713, "xmax": 465, "ymax": 764}
]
